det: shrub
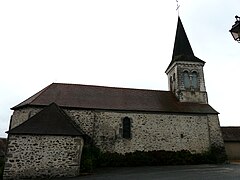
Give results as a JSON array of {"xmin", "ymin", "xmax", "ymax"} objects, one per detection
[
  {"xmin": 80, "ymin": 145, "xmax": 227, "ymax": 172},
  {"xmin": 202, "ymin": 146, "xmax": 227, "ymax": 164},
  {"xmin": 80, "ymin": 145, "xmax": 101, "ymax": 172},
  {"xmin": 0, "ymin": 157, "xmax": 4, "ymax": 180}
]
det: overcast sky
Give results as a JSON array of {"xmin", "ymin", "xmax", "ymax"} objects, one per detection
[{"xmin": 0, "ymin": 0, "xmax": 239, "ymax": 138}]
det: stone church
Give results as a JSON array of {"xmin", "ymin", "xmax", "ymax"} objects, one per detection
[{"xmin": 3, "ymin": 17, "xmax": 225, "ymax": 179}]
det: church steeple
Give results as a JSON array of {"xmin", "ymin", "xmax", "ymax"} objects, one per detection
[
  {"xmin": 172, "ymin": 16, "xmax": 194, "ymax": 59},
  {"xmin": 165, "ymin": 17, "xmax": 208, "ymax": 104},
  {"xmin": 166, "ymin": 17, "xmax": 205, "ymax": 72}
]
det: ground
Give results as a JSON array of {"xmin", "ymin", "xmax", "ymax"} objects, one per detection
[{"xmin": 57, "ymin": 164, "xmax": 240, "ymax": 180}]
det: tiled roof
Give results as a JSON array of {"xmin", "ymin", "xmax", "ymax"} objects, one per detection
[
  {"xmin": 166, "ymin": 17, "xmax": 205, "ymax": 72},
  {"xmin": 12, "ymin": 83, "xmax": 218, "ymax": 114},
  {"xmin": 7, "ymin": 103, "xmax": 84, "ymax": 136},
  {"xmin": 221, "ymin": 127, "xmax": 240, "ymax": 142}
]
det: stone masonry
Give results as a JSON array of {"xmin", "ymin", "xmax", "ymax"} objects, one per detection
[
  {"xmin": 9, "ymin": 107, "xmax": 224, "ymax": 154},
  {"xmin": 67, "ymin": 109, "xmax": 223, "ymax": 154},
  {"xmin": 4, "ymin": 135, "xmax": 84, "ymax": 179},
  {"xmin": 166, "ymin": 62, "xmax": 208, "ymax": 104}
]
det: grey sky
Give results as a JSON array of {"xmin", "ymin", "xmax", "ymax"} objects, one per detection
[{"xmin": 0, "ymin": 0, "xmax": 239, "ymax": 137}]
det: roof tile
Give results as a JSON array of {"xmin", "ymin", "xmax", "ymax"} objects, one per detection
[
  {"xmin": 221, "ymin": 127, "xmax": 240, "ymax": 142},
  {"xmin": 12, "ymin": 83, "xmax": 218, "ymax": 114},
  {"xmin": 8, "ymin": 103, "xmax": 84, "ymax": 136}
]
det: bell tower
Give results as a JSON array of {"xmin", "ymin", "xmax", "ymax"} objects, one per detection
[{"xmin": 165, "ymin": 17, "xmax": 208, "ymax": 104}]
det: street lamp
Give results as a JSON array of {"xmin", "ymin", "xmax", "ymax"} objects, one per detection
[{"xmin": 229, "ymin": 15, "xmax": 240, "ymax": 42}]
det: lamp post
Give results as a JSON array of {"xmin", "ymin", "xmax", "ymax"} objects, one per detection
[{"xmin": 229, "ymin": 16, "xmax": 240, "ymax": 42}]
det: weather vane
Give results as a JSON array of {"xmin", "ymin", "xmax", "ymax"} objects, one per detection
[{"xmin": 176, "ymin": 0, "xmax": 180, "ymax": 16}]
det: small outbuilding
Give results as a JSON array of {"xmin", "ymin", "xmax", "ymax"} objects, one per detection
[
  {"xmin": 221, "ymin": 127, "xmax": 240, "ymax": 161},
  {"xmin": 3, "ymin": 103, "xmax": 85, "ymax": 179}
]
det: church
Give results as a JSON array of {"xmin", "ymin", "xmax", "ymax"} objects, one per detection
[{"xmin": 3, "ymin": 17, "xmax": 225, "ymax": 179}]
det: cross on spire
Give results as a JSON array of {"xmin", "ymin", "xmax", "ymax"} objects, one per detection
[{"xmin": 176, "ymin": 0, "xmax": 180, "ymax": 15}]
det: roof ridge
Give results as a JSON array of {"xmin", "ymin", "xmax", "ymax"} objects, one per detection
[
  {"xmin": 53, "ymin": 102, "xmax": 85, "ymax": 134},
  {"xmin": 51, "ymin": 82, "xmax": 168, "ymax": 93}
]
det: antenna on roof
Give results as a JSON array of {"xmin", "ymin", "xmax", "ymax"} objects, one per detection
[{"xmin": 176, "ymin": 0, "xmax": 180, "ymax": 16}]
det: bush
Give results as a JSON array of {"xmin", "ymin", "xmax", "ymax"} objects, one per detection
[
  {"xmin": 202, "ymin": 146, "xmax": 227, "ymax": 164},
  {"xmin": 80, "ymin": 145, "xmax": 227, "ymax": 172},
  {"xmin": 0, "ymin": 157, "xmax": 4, "ymax": 180},
  {"xmin": 80, "ymin": 145, "xmax": 101, "ymax": 172}
]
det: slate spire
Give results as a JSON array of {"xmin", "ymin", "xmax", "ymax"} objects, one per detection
[
  {"xmin": 172, "ymin": 16, "xmax": 194, "ymax": 58},
  {"xmin": 166, "ymin": 17, "xmax": 204, "ymax": 72}
]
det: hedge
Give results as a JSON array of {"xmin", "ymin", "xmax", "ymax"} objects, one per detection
[{"xmin": 80, "ymin": 145, "xmax": 227, "ymax": 172}]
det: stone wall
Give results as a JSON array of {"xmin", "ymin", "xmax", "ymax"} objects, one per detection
[
  {"xmin": 9, "ymin": 107, "xmax": 224, "ymax": 155},
  {"xmin": 66, "ymin": 109, "xmax": 221, "ymax": 154},
  {"xmin": 3, "ymin": 135, "xmax": 84, "ymax": 179},
  {"xmin": 166, "ymin": 62, "xmax": 208, "ymax": 104},
  {"xmin": 207, "ymin": 115, "xmax": 225, "ymax": 147},
  {"xmin": 10, "ymin": 107, "xmax": 42, "ymax": 129}
]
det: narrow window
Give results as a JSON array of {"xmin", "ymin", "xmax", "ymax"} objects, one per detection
[
  {"xmin": 173, "ymin": 73, "xmax": 176, "ymax": 81},
  {"xmin": 170, "ymin": 76, "xmax": 173, "ymax": 91},
  {"xmin": 28, "ymin": 111, "xmax": 32, "ymax": 119},
  {"xmin": 171, "ymin": 73, "xmax": 176, "ymax": 91},
  {"xmin": 183, "ymin": 71, "xmax": 190, "ymax": 89},
  {"xmin": 192, "ymin": 71, "xmax": 198, "ymax": 89},
  {"xmin": 123, "ymin": 117, "xmax": 131, "ymax": 139}
]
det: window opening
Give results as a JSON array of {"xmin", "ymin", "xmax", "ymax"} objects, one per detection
[
  {"xmin": 183, "ymin": 71, "xmax": 190, "ymax": 89},
  {"xmin": 123, "ymin": 117, "xmax": 131, "ymax": 139},
  {"xmin": 192, "ymin": 71, "xmax": 198, "ymax": 88}
]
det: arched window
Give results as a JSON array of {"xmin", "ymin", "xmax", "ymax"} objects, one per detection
[
  {"xmin": 123, "ymin": 117, "xmax": 131, "ymax": 139},
  {"xmin": 192, "ymin": 71, "xmax": 198, "ymax": 89},
  {"xmin": 183, "ymin": 71, "xmax": 190, "ymax": 89}
]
